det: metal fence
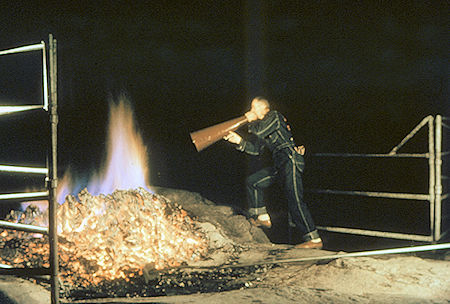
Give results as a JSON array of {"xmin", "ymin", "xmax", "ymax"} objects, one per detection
[
  {"xmin": 0, "ymin": 35, "xmax": 59, "ymax": 304},
  {"xmin": 309, "ymin": 115, "xmax": 448, "ymax": 243}
]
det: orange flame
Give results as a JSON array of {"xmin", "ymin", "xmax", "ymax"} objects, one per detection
[
  {"xmin": 87, "ymin": 98, "xmax": 150, "ymax": 195},
  {"xmin": 58, "ymin": 97, "xmax": 151, "ymax": 199},
  {"xmin": 50, "ymin": 96, "xmax": 208, "ymax": 283},
  {"xmin": 3, "ymin": 96, "xmax": 208, "ymax": 284}
]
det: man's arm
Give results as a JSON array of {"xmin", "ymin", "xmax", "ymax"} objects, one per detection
[
  {"xmin": 249, "ymin": 111, "xmax": 281, "ymax": 138},
  {"xmin": 224, "ymin": 131, "xmax": 262, "ymax": 155}
]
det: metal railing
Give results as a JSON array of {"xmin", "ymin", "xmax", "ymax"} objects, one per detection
[
  {"xmin": 0, "ymin": 35, "xmax": 59, "ymax": 304},
  {"xmin": 309, "ymin": 115, "xmax": 448, "ymax": 243}
]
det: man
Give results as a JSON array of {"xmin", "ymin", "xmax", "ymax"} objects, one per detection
[{"xmin": 224, "ymin": 97, "xmax": 322, "ymax": 249}]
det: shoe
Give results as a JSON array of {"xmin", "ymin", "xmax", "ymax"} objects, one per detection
[
  {"xmin": 249, "ymin": 217, "xmax": 272, "ymax": 229},
  {"xmin": 294, "ymin": 238, "xmax": 323, "ymax": 249}
]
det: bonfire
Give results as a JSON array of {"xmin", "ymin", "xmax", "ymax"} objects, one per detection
[{"xmin": 0, "ymin": 97, "xmax": 210, "ymax": 288}]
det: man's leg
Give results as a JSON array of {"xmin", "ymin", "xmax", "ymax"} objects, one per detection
[
  {"xmin": 246, "ymin": 167, "xmax": 277, "ymax": 227},
  {"xmin": 283, "ymin": 159, "xmax": 322, "ymax": 247}
]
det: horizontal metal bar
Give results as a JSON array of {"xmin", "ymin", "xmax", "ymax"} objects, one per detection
[
  {"xmin": 0, "ymin": 220, "xmax": 48, "ymax": 234},
  {"xmin": 0, "ymin": 105, "xmax": 43, "ymax": 116},
  {"xmin": 0, "ymin": 191, "xmax": 48, "ymax": 201},
  {"xmin": 262, "ymin": 243, "xmax": 450, "ymax": 265},
  {"xmin": 179, "ymin": 243, "xmax": 450, "ymax": 271},
  {"xmin": 307, "ymin": 189, "xmax": 430, "ymax": 200},
  {"xmin": 0, "ymin": 43, "xmax": 44, "ymax": 56},
  {"xmin": 312, "ymin": 152, "xmax": 429, "ymax": 158},
  {"xmin": 441, "ymin": 151, "xmax": 450, "ymax": 157},
  {"xmin": 317, "ymin": 226, "xmax": 432, "ymax": 242},
  {"xmin": 0, "ymin": 164, "xmax": 48, "ymax": 174},
  {"xmin": 0, "ymin": 267, "xmax": 51, "ymax": 276},
  {"xmin": 441, "ymin": 193, "xmax": 449, "ymax": 200}
]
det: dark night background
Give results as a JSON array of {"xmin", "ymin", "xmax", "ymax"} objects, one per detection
[{"xmin": 0, "ymin": 1, "xmax": 448, "ymax": 249}]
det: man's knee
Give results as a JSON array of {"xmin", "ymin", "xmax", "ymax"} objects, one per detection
[{"xmin": 246, "ymin": 175, "xmax": 258, "ymax": 188}]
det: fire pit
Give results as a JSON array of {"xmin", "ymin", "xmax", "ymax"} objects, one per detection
[{"xmin": 0, "ymin": 187, "xmax": 273, "ymax": 301}]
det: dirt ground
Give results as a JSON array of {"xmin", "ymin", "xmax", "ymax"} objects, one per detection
[
  {"xmin": 2, "ymin": 249, "xmax": 449, "ymax": 304},
  {"xmin": 1, "ymin": 187, "xmax": 449, "ymax": 304},
  {"xmin": 60, "ymin": 245, "xmax": 449, "ymax": 304}
]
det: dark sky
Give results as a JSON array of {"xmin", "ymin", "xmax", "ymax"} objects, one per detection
[{"xmin": 0, "ymin": 1, "xmax": 448, "ymax": 220}]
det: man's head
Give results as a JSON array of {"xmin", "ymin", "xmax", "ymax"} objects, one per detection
[{"xmin": 250, "ymin": 97, "xmax": 270, "ymax": 119}]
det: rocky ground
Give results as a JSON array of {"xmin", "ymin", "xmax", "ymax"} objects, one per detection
[{"xmin": 0, "ymin": 187, "xmax": 449, "ymax": 304}]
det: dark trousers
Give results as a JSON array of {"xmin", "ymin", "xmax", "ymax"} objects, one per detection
[{"xmin": 246, "ymin": 155, "xmax": 319, "ymax": 241}]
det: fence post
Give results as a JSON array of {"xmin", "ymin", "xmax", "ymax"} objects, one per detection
[
  {"xmin": 428, "ymin": 116, "xmax": 435, "ymax": 241},
  {"xmin": 48, "ymin": 34, "xmax": 59, "ymax": 304},
  {"xmin": 435, "ymin": 115, "xmax": 442, "ymax": 241}
]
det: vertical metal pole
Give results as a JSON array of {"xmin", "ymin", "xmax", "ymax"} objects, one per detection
[
  {"xmin": 428, "ymin": 116, "xmax": 435, "ymax": 242},
  {"xmin": 42, "ymin": 41, "xmax": 49, "ymax": 111},
  {"xmin": 435, "ymin": 115, "xmax": 442, "ymax": 241},
  {"xmin": 48, "ymin": 34, "xmax": 59, "ymax": 304}
]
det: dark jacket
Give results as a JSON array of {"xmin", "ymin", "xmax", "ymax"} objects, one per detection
[{"xmin": 237, "ymin": 111, "xmax": 305, "ymax": 171}]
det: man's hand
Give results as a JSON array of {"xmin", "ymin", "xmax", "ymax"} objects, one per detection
[
  {"xmin": 245, "ymin": 111, "xmax": 258, "ymax": 122},
  {"xmin": 295, "ymin": 145, "xmax": 305, "ymax": 155},
  {"xmin": 223, "ymin": 131, "xmax": 242, "ymax": 144}
]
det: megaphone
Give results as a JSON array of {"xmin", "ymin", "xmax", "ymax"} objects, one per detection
[{"xmin": 190, "ymin": 116, "xmax": 249, "ymax": 152}]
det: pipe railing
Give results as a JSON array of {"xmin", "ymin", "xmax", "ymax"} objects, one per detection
[
  {"xmin": 434, "ymin": 116, "xmax": 449, "ymax": 241},
  {"xmin": 0, "ymin": 43, "xmax": 44, "ymax": 56},
  {"xmin": 313, "ymin": 152, "xmax": 429, "ymax": 158},
  {"xmin": 0, "ymin": 105, "xmax": 44, "ymax": 116},
  {"xmin": 0, "ymin": 191, "xmax": 49, "ymax": 201},
  {"xmin": 0, "ymin": 164, "xmax": 48, "ymax": 174},
  {"xmin": 308, "ymin": 189, "xmax": 430, "ymax": 201},
  {"xmin": 0, "ymin": 35, "xmax": 59, "ymax": 304},
  {"xmin": 310, "ymin": 115, "xmax": 447, "ymax": 243},
  {"xmin": 0, "ymin": 220, "xmax": 48, "ymax": 234}
]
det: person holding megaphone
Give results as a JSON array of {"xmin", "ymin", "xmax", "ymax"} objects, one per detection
[{"xmin": 224, "ymin": 97, "xmax": 322, "ymax": 249}]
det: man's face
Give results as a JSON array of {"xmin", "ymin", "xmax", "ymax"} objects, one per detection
[{"xmin": 251, "ymin": 99, "xmax": 269, "ymax": 119}]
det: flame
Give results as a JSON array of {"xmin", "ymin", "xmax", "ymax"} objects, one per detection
[
  {"xmin": 56, "ymin": 97, "xmax": 150, "ymax": 202},
  {"xmin": 57, "ymin": 169, "xmax": 74, "ymax": 203},
  {"xmin": 2, "ymin": 96, "xmax": 209, "ymax": 285},
  {"xmin": 87, "ymin": 99, "xmax": 150, "ymax": 195}
]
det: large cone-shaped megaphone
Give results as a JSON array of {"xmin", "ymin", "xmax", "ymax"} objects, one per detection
[{"xmin": 190, "ymin": 115, "xmax": 249, "ymax": 152}]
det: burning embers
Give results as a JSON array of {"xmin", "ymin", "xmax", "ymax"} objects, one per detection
[
  {"xmin": 1, "ymin": 189, "xmax": 208, "ymax": 286},
  {"xmin": 57, "ymin": 188, "xmax": 208, "ymax": 284},
  {"xmin": 58, "ymin": 188, "xmax": 207, "ymax": 282}
]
